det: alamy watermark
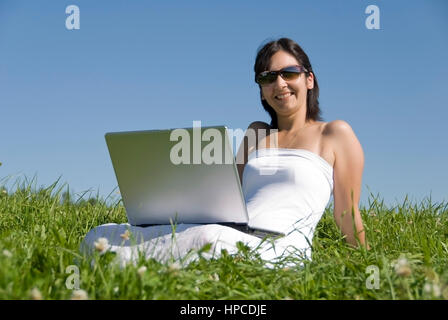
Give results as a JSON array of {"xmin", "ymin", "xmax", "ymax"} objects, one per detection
[
  {"xmin": 365, "ymin": 265, "xmax": 380, "ymax": 290},
  {"xmin": 169, "ymin": 121, "xmax": 279, "ymax": 175},
  {"xmin": 65, "ymin": 265, "xmax": 80, "ymax": 290},
  {"xmin": 66, "ymin": 5, "xmax": 80, "ymax": 30},
  {"xmin": 64, "ymin": 5, "xmax": 380, "ymax": 31},
  {"xmin": 365, "ymin": 5, "xmax": 380, "ymax": 30}
]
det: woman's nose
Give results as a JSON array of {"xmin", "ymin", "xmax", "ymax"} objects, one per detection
[{"xmin": 273, "ymin": 74, "xmax": 288, "ymax": 87}]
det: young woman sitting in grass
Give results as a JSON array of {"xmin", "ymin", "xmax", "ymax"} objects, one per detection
[{"xmin": 81, "ymin": 37, "xmax": 369, "ymax": 268}]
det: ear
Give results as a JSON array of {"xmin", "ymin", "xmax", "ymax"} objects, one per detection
[{"xmin": 306, "ymin": 72, "xmax": 315, "ymax": 90}]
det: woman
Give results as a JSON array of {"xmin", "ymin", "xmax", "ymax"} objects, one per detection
[
  {"xmin": 241, "ymin": 37, "xmax": 368, "ymax": 250},
  {"xmin": 81, "ymin": 37, "xmax": 369, "ymax": 268}
]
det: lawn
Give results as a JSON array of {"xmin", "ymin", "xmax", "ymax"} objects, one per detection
[{"xmin": 0, "ymin": 176, "xmax": 447, "ymax": 300}]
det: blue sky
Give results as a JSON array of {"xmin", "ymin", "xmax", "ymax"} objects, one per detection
[{"xmin": 1, "ymin": 0, "xmax": 447, "ymax": 208}]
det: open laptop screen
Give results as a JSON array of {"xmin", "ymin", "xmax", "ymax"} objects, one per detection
[{"xmin": 105, "ymin": 126, "xmax": 249, "ymax": 226}]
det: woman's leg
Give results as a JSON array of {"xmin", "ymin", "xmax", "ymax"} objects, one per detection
[{"xmin": 80, "ymin": 223, "xmax": 262, "ymax": 267}]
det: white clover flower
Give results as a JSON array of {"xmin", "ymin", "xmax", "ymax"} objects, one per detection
[
  {"xmin": 137, "ymin": 266, "xmax": 147, "ymax": 277},
  {"xmin": 394, "ymin": 256, "xmax": 412, "ymax": 277},
  {"xmin": 113, "ymin": 286, "xmax": 119, "ymax": 294},
  {"xmin": 120, "ymin": 230, "xmax": 131, "ymax": 241},
  {"xmin": 30, "ymin": 288, "xmax": 42, "ymax": 300},
  {"xmin": 2, "ymin": 249, "xmax": 12, "ymax": 258},
  {"xmin": 168, "ymin": 261, "xmax": 181, "ymax": 271},
  {"xmin": 94, "ymin": 237, "xmax": 110, "ymax": 254},
  {"xmin": 432, "ymin": 284, "xmax": 441, "ymax": 297},
  {"xmin": 71, "ymin": 289, "xmax": 89, "ymax": 300},
  {"xmin": 424, "ymin": 282, "xmax": 441, "ymax": 297}
]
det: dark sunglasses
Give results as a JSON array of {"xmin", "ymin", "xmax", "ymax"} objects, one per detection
[{"xmin": 255, "ymin": 65, "xmax": 309, "ymax": 86}]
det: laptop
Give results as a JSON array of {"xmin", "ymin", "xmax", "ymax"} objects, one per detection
[{"xmin": 105, "ymin": 125, "xmax": 284, "ymax": 238}]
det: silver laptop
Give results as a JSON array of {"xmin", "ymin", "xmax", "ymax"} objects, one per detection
[{"xmin": 105, "ymin": 125, "xmax": 283, "ymax": 237}]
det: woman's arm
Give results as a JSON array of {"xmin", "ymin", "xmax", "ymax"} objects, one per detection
[{"xmin": 329, "ymin": 120, "xmax": 369, "ymax": 249}]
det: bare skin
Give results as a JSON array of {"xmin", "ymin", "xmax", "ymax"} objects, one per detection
[
  {"xmin": 236, "ymin": 120, "xmax": 332, "ymax": 188},
  {"xmin": 236, "ymin": 50, "xmax": 369, "ymax": 249}
]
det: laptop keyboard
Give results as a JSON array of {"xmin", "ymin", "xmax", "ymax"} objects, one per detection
[{"xmin": 217, "ymin": 223, "xmax": 284, "ymax": 239}]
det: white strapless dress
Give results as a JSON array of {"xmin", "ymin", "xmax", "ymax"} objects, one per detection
[{"xmin": 80, "ymin": 148, "xmax": 334, "ymax": 267}]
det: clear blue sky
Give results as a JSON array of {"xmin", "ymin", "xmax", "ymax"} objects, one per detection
[{"xmin": 1, "ymin": 0, "xmax": 447, "ymax": 208}]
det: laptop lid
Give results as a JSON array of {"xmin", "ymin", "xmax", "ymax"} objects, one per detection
[{"xmin": 105, "ymin": 125, "xmax": 249, "ymax": 226}]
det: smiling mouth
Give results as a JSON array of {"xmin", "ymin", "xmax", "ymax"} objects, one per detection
[{"xmin": 275, "ymin": 92, "xmax": 293, "ymax": 100}]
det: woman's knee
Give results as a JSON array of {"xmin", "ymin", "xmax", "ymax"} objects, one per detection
[
  {"xmin": 191, "ymin": 224, "xmax": 227, "ymax": 246},
  {"xmin": 81, "ymin": 223, "xmax": 128, "ymax": 251}
]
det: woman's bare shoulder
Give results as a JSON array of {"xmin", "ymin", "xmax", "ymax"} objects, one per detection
[
  {"xmin": 323, "ymin": 119, "xmax": 354, "ymax": 134},
  {"xmin": 323, "ymin": 120, "xmax": 362, "ymax": 153}
]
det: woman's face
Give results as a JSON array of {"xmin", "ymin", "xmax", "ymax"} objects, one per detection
[{"xmin": 260, "ymin": 50, "xmax": 314, "ymax": 118}]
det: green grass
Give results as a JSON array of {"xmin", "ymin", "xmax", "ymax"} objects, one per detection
[{"xmin": 0, "ymin": 176, "xmax": 447, "ymax": 300}]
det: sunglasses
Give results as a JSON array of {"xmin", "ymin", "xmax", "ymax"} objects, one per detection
[{"xmin": 255, "ymin": 65, "xmax": 309, "ymax": 86}]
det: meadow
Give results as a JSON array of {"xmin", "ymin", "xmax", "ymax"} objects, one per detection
[{"xmin": 0, "ymin": 176, "xmax": 447, "ymax": 300}]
